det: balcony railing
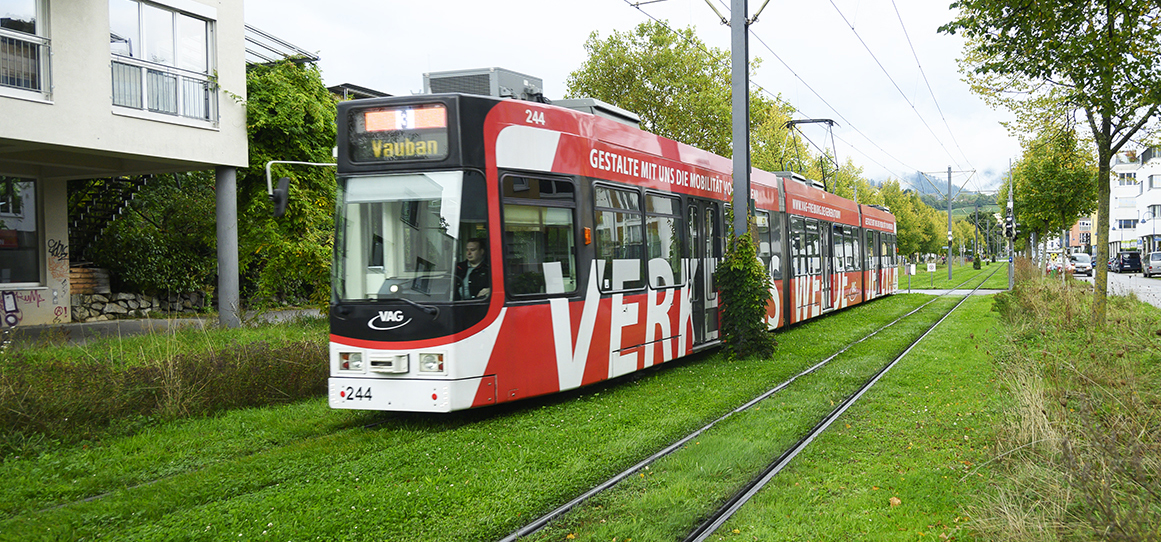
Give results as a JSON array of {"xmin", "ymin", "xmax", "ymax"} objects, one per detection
[
  {"xmin": 0, "ymin": 28, "xmax": 50, "ymax": 94},
  {"xmin": 111, "ymin": 57, "xmax": 216, "ymax": 122}
]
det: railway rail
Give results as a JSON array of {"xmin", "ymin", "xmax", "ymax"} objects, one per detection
[{"xmin": 501, "ymin": 265, "xmax": 1002, "ymax": 542}]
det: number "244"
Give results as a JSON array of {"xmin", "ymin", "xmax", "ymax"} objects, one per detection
[{"xmin": 525, "ymin": 109, "xmax": 545, "ymax": 126}]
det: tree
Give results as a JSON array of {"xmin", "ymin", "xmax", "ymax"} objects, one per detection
[
  {"xmin": 237, "ymin": 60, "xmax": 338, "ymax": 306},
  {"xmin": 941, "ymin": 0, "xmax": 1161, "ymax": 326},
  {"xmin": 715, "ymin": 209, "xmax": 776, "ymax": 359},
  {"xmin": 567, "ymin": 21, "xmax": 809, "ymax": 173},
  {"xmin": 1011, "ymin": 129, "xmax": 1098, "ymax": 271}
]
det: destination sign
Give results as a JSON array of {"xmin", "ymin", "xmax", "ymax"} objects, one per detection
[{"xmin": 350, "ymin": 104, "xmax": 450, "ymax": 163}]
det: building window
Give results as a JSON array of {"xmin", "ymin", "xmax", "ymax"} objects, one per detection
[
  {"xmin": 0, "ymin": 176, "xmax": 38, "ymax": 284},
  {"xmin": 1118, "ymin": 172, "xmax": 1138, "ymax": 186},
  {"xmin": 0, "ymin": 0, "xmax": 50, "ymax": 96},
  {"xmin": 1150, "ymin": 205, "xmax": 1161, "ymax": 217},
  {"xmin": 109, "ymin": 0, "xmax": 215, "ymax": 121},
  {"xmin": 1118, "ymin": 219, "xmax": 1137, "ymax": 230}
]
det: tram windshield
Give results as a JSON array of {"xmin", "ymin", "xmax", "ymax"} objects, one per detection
[{"xmin": 334, "ymin": 170, "xmax": 490, "ymax": 302}]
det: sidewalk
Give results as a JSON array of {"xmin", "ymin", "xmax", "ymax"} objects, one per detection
[{"xmin": 2, "ymin": 309, "xmax": 324, "ymax": 349}]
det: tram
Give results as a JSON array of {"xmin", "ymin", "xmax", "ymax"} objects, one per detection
[{"xmin": 325, "ymin": 93, "xmax": 897, "ymax": 412}]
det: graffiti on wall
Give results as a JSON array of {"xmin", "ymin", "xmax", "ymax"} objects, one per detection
[{"xmin": 47, "ymin": 238, "xmax": 69, "ymax": 323}]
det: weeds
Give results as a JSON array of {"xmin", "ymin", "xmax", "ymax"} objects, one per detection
[
  {"xmin": 980, "ymin": 268, "xmax": 1161, "ymax": 540},
  {"xmin": 0, "ymin": 331, "xmax": 327, "ymax": 457}
]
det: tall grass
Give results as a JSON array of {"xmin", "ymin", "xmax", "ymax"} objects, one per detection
[
  {"xmin": 981, "ymin": 262, "xmax": 1161, "ymax": 540},
  {"xmin": 0, "ymin": 318, "xmax": 328, "ymax": 457}
]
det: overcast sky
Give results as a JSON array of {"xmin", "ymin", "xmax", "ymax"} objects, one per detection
[{"xmin": 244, "ymin": 0, "xmax": 1018, "ymax": 194}]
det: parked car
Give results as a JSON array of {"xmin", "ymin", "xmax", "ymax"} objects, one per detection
[
  {"xmin": 1113, "ymin": 251, "xmax": 1143, "ymax": 273},
  {"xmin": 1145, "ymin": 252, "xmax": 1161, "ymax": 277},
  {"xmin": 1070, "ymin": 253, "xmax": 1093, "ymax": 276}
]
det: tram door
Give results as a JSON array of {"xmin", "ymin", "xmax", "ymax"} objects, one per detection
[
  {"xmin": 820, "ymin": 221, "xmax": 833, "ymax": 311},
  {"xmin": 872, "ymin": 230, "xmax": 883, "ymax": 296},
  {"xmin": 686, "ymin": 200, "xmax": 721, "ymax": 345}
]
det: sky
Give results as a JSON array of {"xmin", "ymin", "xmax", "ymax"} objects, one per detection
[{"xmin": 243, "ymin": 0, "xmax": 1019, "ymax": 195}]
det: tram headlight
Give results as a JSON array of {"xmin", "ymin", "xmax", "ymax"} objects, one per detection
[
  {"xmin": 419, "ymin": 353, "xmax": 444, "ymax": 373},
  {"xmin": 339, "ymin": 352, "xmax": 363, "ymax": 371}
]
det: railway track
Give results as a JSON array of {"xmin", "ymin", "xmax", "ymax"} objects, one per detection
[
  {"xmin": 5, "ymin": 269, "xmax": 1000, "ymax": 539},
  {"xmin": 501, "ymin": 266, "xmax": 1002, "ymax": 541}
]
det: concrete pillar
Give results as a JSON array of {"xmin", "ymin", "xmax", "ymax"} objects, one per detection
[{"xmin": 215, "ymin": 165, "xmax": 240, "ymax": 328}]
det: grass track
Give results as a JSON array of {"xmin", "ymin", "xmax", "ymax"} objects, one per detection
[
  {"xmin": 526, "ymin": 297, "xmax": 971, "ymax": 541},
  {"xmin": 2, "ymin": 294, "xmax": 960, "ymax": 541},
  {"xmin": 722, "ymin": 295, "xmax": 1001, "ymax": 540}
]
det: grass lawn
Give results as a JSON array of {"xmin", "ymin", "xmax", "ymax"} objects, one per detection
[
  {"xmin": 526, "ymin": 296, "xmax": 1000, "ymax": 541},
  {"xmin": 722, "ymin": 295, "xmax": 1000, "ymax": 540},
  {"xmin": 1, "ymin": 295, "xmax": 942, "ymax": 541}
]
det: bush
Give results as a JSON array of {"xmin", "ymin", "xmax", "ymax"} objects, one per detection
[
  {"xmin": 91, "ymin": 173, "xmax": 217, "ymax": 295},
  {"xmin": 714, "ymin": 210, "xmax": 775, "ymax": 360}
]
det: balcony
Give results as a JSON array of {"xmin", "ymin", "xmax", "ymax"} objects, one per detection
[
  {"xmin": 0, "ymin": 28, "xmax": 50, "ymax": 95},
  {"xmin": 111, "ymin": 56, "xmax": 216, "ymax": 123}
]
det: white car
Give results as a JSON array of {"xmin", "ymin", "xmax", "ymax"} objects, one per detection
[
  {"xmin": 1145, "ymin": 252, "xmax": 1161, "ymax": 278},
  {"xmin": 1070, "ymin": 253, "xmax": 1093, "ymax": 276}
]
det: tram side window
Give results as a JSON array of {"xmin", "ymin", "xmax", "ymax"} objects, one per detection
[
  {"xmin": 757, "ymin": 211, "xmax": 785, "ymax": 280},
  {"xmin": 645, "ymin": 193, "xmax": 682, "ymax": 287},
  {"xmin": 865, "ymin": 229, "xmax": 875, "ymax": 270},
  {"xmin": 770, "ymin": 212, "xmax": 783, "ymax": 280},
  {"xmin": 845, "ymin": 227, "xmax": 857, "ymax": 271},
  {"xmin": 887, "ymin": 233, "xmax": 896, "ymax": 269},
  {"xmin": 502, "ymin": 175, "xmax": 577, "ymax": 296},
  {"xmin": 806, "ymin": 220, "xmax": 821, "ymax": 275},
  {"xmin": 832, "ymin": 224, "xmax": 845, "ymax": 274},
  {"xmin": 594, "ymin": 185, "xmax": 645, "ymax": 291},
  {"xmin": 791, "ymin": 216, "xmax": 806, "ymax": 277}
]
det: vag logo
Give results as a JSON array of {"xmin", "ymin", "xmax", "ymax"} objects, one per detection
[{"xmin": 368, "ymin": 310, "xmax": 411, "ymax": 331}]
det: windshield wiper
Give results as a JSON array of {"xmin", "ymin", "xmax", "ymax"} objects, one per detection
[{"xmin": 397, "ymin": 297, "xmax": 439, "ymax": 319}]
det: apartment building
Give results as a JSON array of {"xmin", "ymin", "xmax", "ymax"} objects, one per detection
[
  {"xmin": 1, "ymin": 0, "xmax": 247, "ymax": 327},
  {"xmin": 1109, "ymin": 147, "xmax": 1161, "ymax": 255}
]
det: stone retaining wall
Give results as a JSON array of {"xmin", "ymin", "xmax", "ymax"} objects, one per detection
[{"xmin": 71, "ymin": 292, "xmax": 210, "ymax": 322}]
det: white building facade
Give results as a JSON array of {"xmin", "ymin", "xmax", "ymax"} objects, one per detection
[
  {"xmin": 1, "ymin": 0, "xmax": 247, "ymax": 327},
  {"xmin": 1108, "ymin": 147, "xmax": 1161, "ymax": 255}
]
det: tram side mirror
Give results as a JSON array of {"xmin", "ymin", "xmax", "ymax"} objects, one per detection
[{"xmin": 271, "ymin": 177, "xmax": 291, "ymax": 218}]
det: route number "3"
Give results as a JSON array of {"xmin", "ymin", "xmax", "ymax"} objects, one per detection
[{"xmin": 525, "ymin": 109, "xmax": 546, "ymax": 126}]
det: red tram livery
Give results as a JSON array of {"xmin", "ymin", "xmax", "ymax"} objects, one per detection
[{"xmin": 328, "ymin": 94, "xmax": 897, "ymax": 412}]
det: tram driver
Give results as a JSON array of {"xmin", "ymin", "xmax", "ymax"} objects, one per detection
[{"xmin": 454, "ymin": 238, "xmax": 491, "ymax": 300}]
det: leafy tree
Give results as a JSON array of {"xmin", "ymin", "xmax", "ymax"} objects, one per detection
[
  {"xmin": 566, "ymin": 21, "xmax": 807, "ymax": 172},
  {"xmin": 567, "ymin": 21, "xmax": 733, "ymax": 156},
  {"xmin": 941, "ymin": 0, "xmax": 1161, "ymax": 325},
  {"xmin": 237, "ymin": 60, "xmax": 338, "ymax": 306},
  {"xmin": 1007, "ymin": 129, "xmax": 1098, "ymax": 272}
]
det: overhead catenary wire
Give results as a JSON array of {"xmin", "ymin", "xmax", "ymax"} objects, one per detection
[
  {"xmin": 888, "ymin": 0, "xmax": 976, "ymax": 174},
  {"xmin": 826, "ymin": 0, "xmax": 965, "ymax": 173},
  {"xmin": 622, "ymin": 0, "xmax": 921, "ymax": 182}
]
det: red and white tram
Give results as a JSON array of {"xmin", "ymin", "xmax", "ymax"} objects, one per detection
[{"xmin": 328, "ymin": 93, "xmax": 897, "ymax": 412}]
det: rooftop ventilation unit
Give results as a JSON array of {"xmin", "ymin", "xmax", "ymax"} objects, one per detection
[{"xmin": 424, "ymin": 67, "xmax": 548, "ymax": 103}]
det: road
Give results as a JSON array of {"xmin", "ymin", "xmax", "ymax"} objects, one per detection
[{"xmin": 1075, "ymin": 270, "xmax": 1161, "ymax": 309}]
